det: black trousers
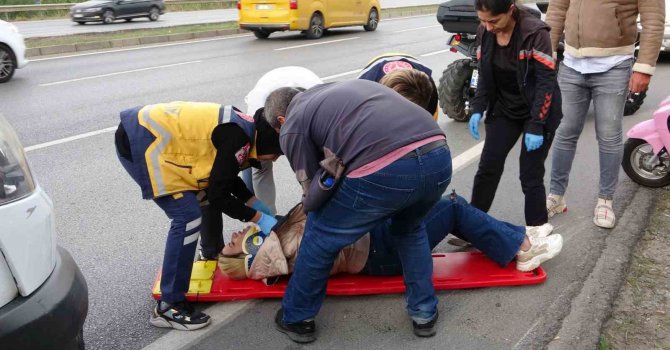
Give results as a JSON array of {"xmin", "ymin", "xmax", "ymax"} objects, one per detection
[{"xmin": 470, "ymin": 115, "xmax": 554, "ymax": 226}]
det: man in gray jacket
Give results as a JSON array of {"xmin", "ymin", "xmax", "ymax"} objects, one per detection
[
  {"xmin": 545, "ymin": 0, "xmax": 664, "ymax": 228},
  {"xmin": 264, "ymin": 80, "xmax": 450, "ymax": 342}
]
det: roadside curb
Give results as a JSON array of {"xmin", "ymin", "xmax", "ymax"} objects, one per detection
[
  {"xmin": 512, "ymin": 180, "xmax": 658, "ymax": 349},
  {"xmin": 546, "ymin": 184, "xmax": 657, "ymax": 349},
  {"xmin": 25, "ymin": 5, "xmax": 439, "ymax": 57}
]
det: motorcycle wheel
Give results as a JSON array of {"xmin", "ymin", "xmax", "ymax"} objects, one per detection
[
  {"xmin": 622, "ymin": 138, "xmax": 670, "ymax": 187},
  {"xmin": 438, "ymin": 58, "xmax": 473, "ymax": 122},
  {"xmin": 624, "ymin": 91, "xmax": 646, "ymax": 116}
]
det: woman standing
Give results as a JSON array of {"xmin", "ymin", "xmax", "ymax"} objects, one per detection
[{"xmin": 468, "ymin": 0, "xmax": 562, "ymax": 226}]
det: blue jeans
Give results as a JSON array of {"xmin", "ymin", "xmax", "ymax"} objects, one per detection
[
  {"xmin": 363, "ymin": 193, "xmax": 525, "ymax": 275},
  {"xmin": 550, "ymin": 60, "xmax": 631, "ymax": 200},
  {"xmin": 282, "ymin": 145, "xmax": 452, "ymax": 324},
  {"xmin": 117, "ymin": 151, "xmax": 211, "ymax": 304}
]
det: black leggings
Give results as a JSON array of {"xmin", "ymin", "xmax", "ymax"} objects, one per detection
[{"xmin": 470, "ymin": 115, "xmax": 554, "ymax": 226}]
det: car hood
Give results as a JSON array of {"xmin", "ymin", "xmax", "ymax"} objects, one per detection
[{"xmin": 72, "ymin": 0, "xmax": 113, "ymax": 9}]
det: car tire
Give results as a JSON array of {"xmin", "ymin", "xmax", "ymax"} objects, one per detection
[
  {"xmin": 253, "ymin": 30, "xmax": 271, "ymax": 39},
  {"xmin": 363, "ymin": 7, "xmax": 378, "ymax": 31},
  {"xmin": 305, "ymin": 12, "xmax": 324, "ymax": 39},
  {"xmin": 125, "ymin": 18, "xmax": 132, "ymax": 22},
  {"xmin": 76, "ymin": 21, "xmax": 86, "ymax": 25},
  {"xmin": 0, "ymin": 44, "xmax": 16, "ymax": 84},
  {"xmin": 102, "ymin": 10, "xmax": 115, "ymax": 24},
  {"xmin": 148, "ymin": 7, "xmax": 160, "ymax": 21}
]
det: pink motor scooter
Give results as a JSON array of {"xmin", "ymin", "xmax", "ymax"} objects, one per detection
[{"xmin": 622, "ymin": 96, "xmax": 670, "ymax": 187}]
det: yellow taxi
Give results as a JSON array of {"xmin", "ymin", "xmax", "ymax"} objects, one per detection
[{"xmin": 237, "ymin": 0, "xmax": 381, "ymax": 39}]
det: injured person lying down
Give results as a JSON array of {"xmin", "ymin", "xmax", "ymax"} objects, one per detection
[{"xmin": 218, "ymin": 192, "xmax": 564, "ymax": 282}]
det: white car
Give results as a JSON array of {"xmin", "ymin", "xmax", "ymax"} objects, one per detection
[
  {"xmin": 662, "ymin": 0, "xmax": 670, "ymax": 52},
  {"xmin": 0, "ymin": 114, "xmax": 88, "ymax": 349},
  {"xmin": 0, "ymin": 20, "xmax": 28, "ymax": 83}
]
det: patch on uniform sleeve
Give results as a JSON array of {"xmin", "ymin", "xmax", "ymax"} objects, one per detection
[
  {"xmin": 234, "ymin": 111, "xmax": 255, "ymax": 122},
  {"xmin": 383, "ymin": 60, "xmax": 413, "ymax": 74},
  {"xmin": 235, "ymin": 143, "xmax": 250, "ymax": 165}
]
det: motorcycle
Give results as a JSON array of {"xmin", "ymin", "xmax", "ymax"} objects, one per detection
[
  {"xmin": 435, "ymin": 0, "xmax": 541, "ymax": 122},
  {"xmin": 622, "ymin": 96, "xmax": 670, "ymax": 187},
  {"xmin": 435, "ymin": 0, "xmax": 644, "ymax": 122}
]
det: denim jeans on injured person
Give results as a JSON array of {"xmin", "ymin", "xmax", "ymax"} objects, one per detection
[
  {"xmin": 550, "ymin": 60, "xmax": 631, "ymax": 200},
  {"xmin": 281, "ymin": 145, "xmax": 452, "ymax": 324},
  {"xmin": 363, "ymin": 194, "xmax": 526, "ymax": 276}
]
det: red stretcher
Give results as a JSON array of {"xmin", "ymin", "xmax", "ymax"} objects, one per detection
[{"xmin": 152, "ymin": 251, "xmax": 546, "ymax": 302}]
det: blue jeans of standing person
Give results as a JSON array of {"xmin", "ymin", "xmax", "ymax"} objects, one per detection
[
  {"xmin": 281, "ymin": 144, "xmax": 452, "ymax": 325},
  {"xmin": 363, "ymin": 193, "xmax": 526, "ymax": 276},
  {"xmin": 117, "ymin": 151, "xmax": 208, "ymax": 304},
  {"xmin": 550, "ymin": 60, "xmax": 632, "ymax": 200}
]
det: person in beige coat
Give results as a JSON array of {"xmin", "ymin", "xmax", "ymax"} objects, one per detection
[
  {"xmin": 218, "ymin": 194, "xmax": 563, "ymax": 283},
  {"xmin": 545, "ymin": 0, "xmax": 664, "ymax": 228}
]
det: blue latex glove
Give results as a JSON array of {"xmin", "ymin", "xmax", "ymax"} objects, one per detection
[
  {"xmin": 524, "ymin": 133, "xmax": 544, "ymax": 151},
  {"xmin": 250, "ymin": 198, "xmax": 273, "ymax": 216},
  {"xmin": 469, "ymin": 113, "xmax": 482, "ymax": 140},
  {"xmin": 256, "ymin": 212, "xmax": 278, "ymax": 236}
]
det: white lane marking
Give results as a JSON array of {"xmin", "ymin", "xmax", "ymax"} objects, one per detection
[
  {"xmin": 452, "ymin": 141, "xmax": 485, "ymax": 173},
  {"xmin": 321, "ymin": 69, "xmax": 361, "ymax": 81},
  {"xmin": 139, "ymin": 300, "xmax": 258, "ymax": 350},
  {"xmin": 421, "ymin": 49, "xmax": 451, "ymax": 57},
  {"xmin": 274, "ymin": 37, "xmax": 360, "ymax": 51},
  {"xmin": 393, "ymin": 24, "xmax": 441, "ymax": 33},
  {"xmin": 25, "ymin": 126, "xmax": 117, "ymax": 152},
  {"xmin": 39, "ymin": 60, "xmax": 201, "ymax": 86},
  {"xmin": 383, "ymin": 14, "xmax": 433, "ymax": 21},
  {"xmin": 29, "ymin": 34, "xmax": 253, "ymax": 62}
]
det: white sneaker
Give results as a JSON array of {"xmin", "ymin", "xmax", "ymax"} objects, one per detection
[
  {"xmin": 593, "ymin": 198, "xmax": 616, "ymax": 229},
  {"xmin": 516, "ymin": 234, "xmax": 563, "ymax": 272},
  {"xmin": 546, "ymin": 194, "xmax": 567, "ymax": 218},
  {"xmin": 525, "ymin": 223, "xmax": 554, "ymax": 239}
]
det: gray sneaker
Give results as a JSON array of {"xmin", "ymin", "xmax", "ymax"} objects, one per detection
[
  {"xmin": 150, "ymin": 300, "xmax": 211, "ymax": 331},
  {"xmin": 546, "ymin": 194, "xmax": 567, "ymax": 218}
]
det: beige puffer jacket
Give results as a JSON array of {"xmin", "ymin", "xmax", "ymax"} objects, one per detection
[
  {"xmin": 546, "ymin": 0, "xmax": 665, "ymax": 75},
  {"xmin": 247, "ymin": 203, "xmax": 370, "ymax": 281}
]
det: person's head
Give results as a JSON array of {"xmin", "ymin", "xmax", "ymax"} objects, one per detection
[
  {"xmin": 379, "ymin": 69, "xmax": 433, "ymax": 110},
  {"xmin": 218, "ymin": 228, "xmax": 250, "ymax": 280},
  {"xmin": 253, "ymin": 107, "xmax": 283, "ymax": 161},
  {"xmin": 475, "ymin": 0, "xmax": 516, "ymax": 34},
  {"xmin": 264, "ymin": 87, "xmax": 303, "ymax": 131}
]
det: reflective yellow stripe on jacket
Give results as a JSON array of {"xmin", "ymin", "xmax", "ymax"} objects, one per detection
[{"xmin": 138, "ymin": 102, "xmax": 225, "ymax": 197}]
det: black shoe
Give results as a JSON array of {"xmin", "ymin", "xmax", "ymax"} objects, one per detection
[
  {"xmin": 412, "ymin": 310, "xmax": 439, "ymax": 337},
  {"xmin": 150, "ymin": 300, "xmax": 211, "ymax": 331},
  {"xmin": 274, "ymin": 308, "xmax": 316, "ymax": 343}
]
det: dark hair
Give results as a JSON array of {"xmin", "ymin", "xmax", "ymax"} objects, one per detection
[
  {"xmin": 475, "ymin": 0, "xmax": 514, "ymax": 15},
  {"xmin": 253, "ymin": 108, "xmax": 283, "ymax": 156},
  {"xmin": 264, "ymin": 87, "xmax": 302, "ymax": 129},
  {"xmin": 379, "ymin": 69, "xmax": 433, "ymax": 110}
]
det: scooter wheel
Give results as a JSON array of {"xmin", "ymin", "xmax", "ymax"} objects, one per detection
[{"xmin": 622, "ymin": 138, "xmax": 670, "ymax": 187}]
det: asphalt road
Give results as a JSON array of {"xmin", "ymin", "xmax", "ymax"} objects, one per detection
[
  {"xmin": 0, "ymin": 14, "xmax": 665, "ymax": 350},
  {"xmin": 11, "ymin": 0, "xmax": 442, "ymax": 38}
]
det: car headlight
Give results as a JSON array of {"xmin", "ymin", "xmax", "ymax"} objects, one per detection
[
  {"xmin": 84, "ymin": 7, "xmax": 102, "ymax": 12},
  {"xmin": 0, "ymin": 114, "xmax": 36, "ymax": 206}
]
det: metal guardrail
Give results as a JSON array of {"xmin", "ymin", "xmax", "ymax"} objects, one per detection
[{"xmin": 0, "ymin": 0, "xmax": 235, "ymax": 13}]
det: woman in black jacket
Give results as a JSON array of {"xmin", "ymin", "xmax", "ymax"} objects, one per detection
[{"xmin": 468, "ymin": 0, "xmax": 562, "ymax": 226}]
